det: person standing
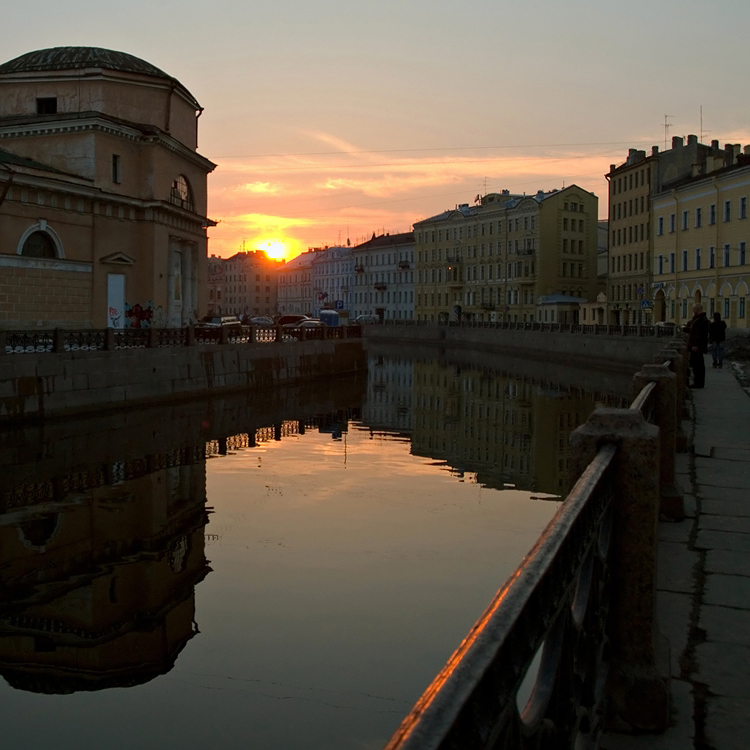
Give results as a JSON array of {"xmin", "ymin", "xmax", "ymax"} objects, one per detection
[
  {"xmin": 685, "ymin": 303, "xmax": 709, "ymax": 388},
  {"xmin": 708, "ymin": 312, "xmax": 727, "ymax": 369}
]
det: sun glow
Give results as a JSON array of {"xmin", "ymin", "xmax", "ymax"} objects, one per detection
[{"xmin": 254, "ymin": 238, "xmax": 297, "ymax": 261}]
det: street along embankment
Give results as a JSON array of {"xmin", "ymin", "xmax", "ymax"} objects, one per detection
[
  {"xmin": 364, "ymin": 322, "xmax": 673, "ymax": 373},
  {"xmin": 0, "ymin": 339, "xmax": 366, "ymax": 423}
]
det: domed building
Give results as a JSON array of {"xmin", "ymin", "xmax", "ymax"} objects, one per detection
[{"xmin": 0, "ymin": 47, "xmax": 216, "ymax": 329}]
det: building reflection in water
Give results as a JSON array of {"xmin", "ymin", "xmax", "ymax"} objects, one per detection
[
  {"xmin": 0, "ymin": 375, "xmax": 363, "ymax": 697},
  {"xmin": 0, "ymin": 449, "xmax": 210, "ymax": 694},
  {"xmin": 361, "ymin": 354, "xmax": 629, "ymax": 496}
]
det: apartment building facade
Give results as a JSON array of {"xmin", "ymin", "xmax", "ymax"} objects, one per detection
[
  {"xmin": 651, "ymin": 143, "xmax": 750, "ymax": 329},
  {"xmin": 206, "ymin": 250, "xmax": 282, "ymax": 318},
  {"xmin": 276, "ymin": 250, "xmax": 316, "ymax": 316},
  {"xmin": 311, "ymin": 246, "xmax": 353, "ymax": 318},
  {"xmin": 414, "ymin": 187, "xmax": 600, "ymax": 323},
  {"xmin": 351, "ymin": 232, "xmax": 415, "ymax": 321},
  {"xmin": 606, "ymin": 135, "xmax": 715, "ymax": 325}
]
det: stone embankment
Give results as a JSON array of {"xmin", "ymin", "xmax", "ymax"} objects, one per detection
[
  {"xmin": 0, "ymin": 339, "xmax": 366, "ymax": 423},
  {"xmin": 364, "ymin": 322, "xmax": 675, "ymax": 372}
]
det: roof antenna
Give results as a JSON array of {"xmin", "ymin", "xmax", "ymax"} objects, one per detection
[{"xmin": 664, "ymin": 114, "xmax": 674, "ymax": 150}]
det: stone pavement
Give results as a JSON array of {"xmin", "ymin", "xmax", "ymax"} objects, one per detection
[{"xmin": 602, "ymin": 361, "xmax": 750, "ymax": 750}]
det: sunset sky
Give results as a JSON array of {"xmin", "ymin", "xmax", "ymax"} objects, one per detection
[{"xmin": 7, "ymin": 0, "xmax": 750, "ymax": 261}]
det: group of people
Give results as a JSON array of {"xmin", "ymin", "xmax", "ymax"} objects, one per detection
[{"xmin": 684, "ymin": 304, "xmax": 728, "ymax": 389}]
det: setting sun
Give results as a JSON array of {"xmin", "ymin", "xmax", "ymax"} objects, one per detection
[{"xmin": 253, "ymin": 238, "xmax": 298, "ymax": 261}]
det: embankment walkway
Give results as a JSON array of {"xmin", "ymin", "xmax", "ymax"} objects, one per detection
[{"xmin": 603, "ymin": 364, "xmax": 750, "ymax": 749}]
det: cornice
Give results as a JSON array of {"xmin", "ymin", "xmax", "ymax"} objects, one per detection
[{"xmin": 0, "ymin": 116, "xmax": 216, "ymax": 172}]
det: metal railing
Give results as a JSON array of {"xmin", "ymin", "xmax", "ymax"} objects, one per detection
[
  {"xmin": 384, "ymin": 348, "xmax": 684, "ymax": 748},
  {"xmin": 1, "ymin": 324, "xmax": 362, "ymax": 355}
]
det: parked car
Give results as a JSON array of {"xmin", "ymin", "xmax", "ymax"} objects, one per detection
[
  {"xmin": 282, "ymin": 318, "xmax": 325, "ymax": 329},
  {"xmin": 196, "ymin": 316, "xmax": 242, "ymax": 329},
  {"xmin": 277, "ymin": 314, "xmax": 311, "ymax": 326},
  {"xmin": 354, "ymin": 314, "xmax": 380, "ymax": 324},
  {"xmin": 654, "ymin": 321, "xmax": 676, "ymax": 329},
  {"xmin": 249, "ymin": 316, "xmax": 274, "ymax": 326}
]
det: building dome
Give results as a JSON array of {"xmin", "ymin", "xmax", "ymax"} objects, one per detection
[{"xmin": 0, "ymin": 46, "xmax": 170, "ymax": 80}]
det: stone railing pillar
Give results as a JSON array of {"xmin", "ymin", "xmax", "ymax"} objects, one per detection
[
  {"xmin": 104, "ymin": 328, "xmax": 115, "ymax": 351},
  {"xmin": 247, "ymin": 325, "xmax": 255, "ymax": 344},
  {"xmin": 0, "ymin": 330, "xmax": 6, "ymax": 354},
  {"xmin": 53, "ymin": 329, "xmax": 66, "ymax": 353},
  {"xmin": 147, "ymin": 327, "xmax": 158, "ymax": 348},
  {"xmin": 275, "ymin": 324, "xmax": 284, "ymax": 343},
  {"xmin": 220, "ymin": 326, "xmax": 230, "ymax": 345},
  {"xmin": 570, "ymin": 408, "xmax": 669, "ymax": 733},
  {"xmin": 186, "ymin": 326, "xmax": 196, "ymax": 346},
  {"xmin": 633, "ymin": 363, "xmax": 683, "ymax": 520}
]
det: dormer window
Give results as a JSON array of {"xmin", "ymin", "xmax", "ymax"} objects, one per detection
[
  {"xmin": 36, "ymin": 97, "xmax": 57, "ymax": 115},
  {"xmin": 169, "ymin": 174, "xmax": 194, "ymax": 212}
]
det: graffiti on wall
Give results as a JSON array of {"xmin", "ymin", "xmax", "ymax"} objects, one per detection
[{"xmin": 125, "ymin": 300, "xmax": 164, "ymax": 328}]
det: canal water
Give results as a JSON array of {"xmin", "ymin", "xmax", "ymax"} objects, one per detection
[{"xmin": 0, "ymin": 351, "xmax": 629, "ymax": 749}]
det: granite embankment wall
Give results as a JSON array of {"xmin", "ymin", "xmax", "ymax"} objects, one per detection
[
  {"xmin": 0, "ymin": 340, "xmax": 365, "ymax": 423},
  {"xmin": 364, "ymin": 324, "xmax": 672, "ymax": 372}
]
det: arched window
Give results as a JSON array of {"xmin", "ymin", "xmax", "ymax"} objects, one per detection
[
  {"xmin": 170, "ymin": 174, "xmax": 194, "ymax": 212},
  {"xmin": 21, "ymin": 231, "xmax": 57, "ymax": 258}
]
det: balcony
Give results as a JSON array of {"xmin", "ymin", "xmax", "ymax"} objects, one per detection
[
  {"xmin": 374, "ymin": 282, "xmax": 387, "ymax": 291},
  {"xmin": 398, "ymin": 260, "xmax": 411, "ymax": 270},
  {"xmin": 355, "ymin": 265, "xmax": 365, "ymax": 273}
]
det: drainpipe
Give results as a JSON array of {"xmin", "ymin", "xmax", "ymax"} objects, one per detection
[
  {"xmin": 164, "ymin": 81, "xmax": 176, "ymax": 133},
  {"xmin": 195, "ymin": 106, "xmax": 204, "ymax": 148}
]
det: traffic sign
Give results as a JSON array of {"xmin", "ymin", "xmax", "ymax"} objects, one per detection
[
  {"xmin": 641, "ymin": 299, "xmax": 650, "ymax": 309},
  {"xmin": 334, "ymin": 300, "xmax": 344, "ymax": 310}
]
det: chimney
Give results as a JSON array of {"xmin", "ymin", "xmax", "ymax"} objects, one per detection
[
  {"xmin": 744, "ymin": 146, "xmax": 750, "ymax": 156},
  {"xmin": 610, "ymin": 163, "xmax": 616, "ymax": 173},
  {"xmin": 672, "ymin": 136, "xmax": 683, "ymax": 149},
  {"xmin": 711, "ymin": 140, "xmax": 720, "ymax": 154},
  {"xmin": 687, "ymin": 134, "xmax": 698, "ymax": 146},
  {"xmin": 652, "ymin": 145, "xmax": 659, "ymax": 156}
]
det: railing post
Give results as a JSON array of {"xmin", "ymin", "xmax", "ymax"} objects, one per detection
[
  {"xmin": 570, "ymin": 408, "xmax": 669, "ymax": 732},
  {"xmin": 53, "ymin": 328, "xmax": 65, "ymax": 353},
  {"xmin": 247, "ymin": 324, "xmax": 255, "ymax": 344},
  {"xmin": 633, "ymin": 363, "xmax": 683, "ymax": 520},
  {"xmin": 186, "ymin": 325, "xmax": 196, "ymax": 346},
  {"xmin": 220, "ymin": 326, "xmax": 230, "ymax": 345},
  {"xmin": 0, "ymin": 329, "xmax": 6, "ymax": 354},
  {"xmin": 104, "ymin": 328, "xmax": 115, "ymax": 351},
  {"xmin": 147, "ymin": 327, "xmax": 158, "ymax": 348},
  {"xmin": 275, "ymin": 324, "xmax": 284, "ymax": 343}
]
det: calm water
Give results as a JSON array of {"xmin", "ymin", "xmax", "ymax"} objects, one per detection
[{"xmin": 0, "ymin": 353, "xmax": 628, "ymax": 749}]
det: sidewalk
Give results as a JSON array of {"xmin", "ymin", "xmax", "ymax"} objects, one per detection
[{"xmin": 602, "ymin": 361, "xmax": 750, "ymax": 750}]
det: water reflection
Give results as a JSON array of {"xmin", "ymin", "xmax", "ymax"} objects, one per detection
[
  {"xmin": 0, "ymin": 359, "xmax": 629, "ymax": 748},
  {"xmin": 363, "ymin": 353, "xmax": 629, "ymax": 495},
  {"xmin": 0, "ymin": 456, "xmax": 209, "ymax": 694}
]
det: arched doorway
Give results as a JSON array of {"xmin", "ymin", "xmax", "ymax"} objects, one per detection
[{"xmin": 654, "ymin": 290, "xmax": 666, "ymax": 322}]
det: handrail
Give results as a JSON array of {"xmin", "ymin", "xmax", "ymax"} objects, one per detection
[
  {"xmin": 630, "ymin": 380, "xmax": 657, "ymax": 415},
  {"xmin": 385, "ymin": 443, "xmax": 617, "ymax": 749}
]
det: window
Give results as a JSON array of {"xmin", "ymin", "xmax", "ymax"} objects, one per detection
[
  {"xmin": 658, "ymin": 255, "xmax": 664, "ymax": 275},
  {"xmin": 724, "ymin": 200, "xmax": 732, "ymax": 222},
  {"xmin": 112, "ymin": 154, "xmax": 122, "ymax": 184},
  {"xmin": 658, "ymin": 217, "xmax": 664, "ymax": 235},
  {"xmin": 723, "ymin": 244, "xmax": 731, "ymax": 267},
  {"xmin": 710, "ymin": 246, "xmax": 715, "ymax": 268},
  {"xmin": 741, "ymin": 242, "xmax": 747, "ymax": 265},
  {"xmin": 669, "ymin": 214, "xmax": 676, "ymax": 233},
  {"xmin": 36, "ymin": 97, "xmax": 57, "ymax": 115},
  {"xmin": 21, "ymin": 231, "xmax": 57, "ymax": 258},
  {"xmin": 695, "ymin": 207, "xmax": 702, "ymax": 228},
  {"xmin": 741, "ymin": 197, "xmax": 748, "ymax": 220},
  {"xmin": 682, "ymin": 211, "xmax": 689, "ymax": 230},
  {"xmin": 169, "ymin": 175, "xmax": 194, "ymax": 211},
  {"xmin": 709, "ymin": 204, "xmax": 717, "ymax": 225},
  {"xmin": 724, "ymin": 298, "xmax": 730, "ymax": 319},
  {"xmin": 682, "ymin": 250, "xmax": 688, "ymax": 271},
  {"xmin": 740, "ymin": 297, "xmax": 746, "ymax": 318},
  {"xmin": 695, "ymin": 248, "xmax": 701, "ymax": 270}
]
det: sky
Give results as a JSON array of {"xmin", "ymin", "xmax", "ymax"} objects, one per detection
[{"xmin": 5, "ymin": 0, "xmax": 750, "ymax": 260}]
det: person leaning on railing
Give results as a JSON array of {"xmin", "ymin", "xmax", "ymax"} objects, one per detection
[{"xmin": 684, "ymin": 303, "xmax": 709, "ymax": 389}]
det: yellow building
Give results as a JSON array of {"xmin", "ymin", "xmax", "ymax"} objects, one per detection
[
  {"xmin": 606, "ymin": 136, "xmax": 716, "ymax": 325},
  {"xmin": 0, "ymin": 47, "xmax": 216, "ymax": 329},
  {"xmin": 414, "ymin": 186, "xmax": 600, "ymax": 323},
  {"xmin": 651, "ymin": 143, "xmax": 750, "ymax": 328}
]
